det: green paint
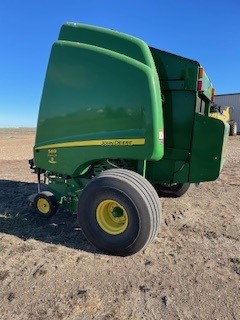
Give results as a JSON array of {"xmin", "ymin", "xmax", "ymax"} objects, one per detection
[
  {"xmin": 35, "ymin": 28, "xmax": 164, "ymax": 176},
  {"xmin": 33, "ymin": 23, "xmax": 228, "ymax": 207}
]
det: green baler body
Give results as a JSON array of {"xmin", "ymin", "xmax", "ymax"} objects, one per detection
[{"xmin": 34, "ymin": 23, "xmax": 228, "ymax": 186}]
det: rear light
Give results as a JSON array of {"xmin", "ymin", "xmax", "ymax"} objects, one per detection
[
  {"xmin": 198, "ymin": 67, "xmax": 204, "ymax": 79},
  {"xmin": 197, "ymin": 67, "xmax": 204, "ymax": 92},
  {"xmin": 197, "ymin": 80, "xmax": 203, "ymax": 91}
]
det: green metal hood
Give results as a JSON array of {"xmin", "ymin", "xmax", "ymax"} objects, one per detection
[{"xmin": 34, "ymin": 24, "xmax": 164, "ymax": 175}]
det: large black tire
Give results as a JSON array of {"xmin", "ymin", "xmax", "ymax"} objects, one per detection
[
  {"xmin": 33, "ymin": 191, "xmax": 58, "ymax": 218},
  {"xmin": 77, "ymin": 169, "xmax": 161, "ymax": 256},
  {"xmin": 229, "ymin": 121, "xmax": 237, "ymax": 136},
  {"xmin": 154, "ymin": 183, "xmax": 190, "ymax": 198}
]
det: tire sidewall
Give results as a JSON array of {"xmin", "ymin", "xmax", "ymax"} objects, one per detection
[
  {"xmin": 229, "ymin": 121, "xmax": 237, "ymax": 136},
  {"xmin": 78, "ymin": 176, "xmax": 152, "ymax": 255},
  {"xmin": 233, "ymin": 122, "xmax": 237, "ymax": 135},
  {"xmin": 154, "ymin": 183, "xmax": 190, "ymax": 198},
  {"xmin": 34, "ymin": 192, "xmax": 58, "ymax": 218}
]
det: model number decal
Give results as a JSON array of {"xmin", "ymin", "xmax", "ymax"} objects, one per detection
[{"xmin": 48, "ymin": 149, "xmax": 57, "ymax": 164}]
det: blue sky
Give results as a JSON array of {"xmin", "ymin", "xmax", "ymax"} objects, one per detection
[{"xmin": 0, "ymin": 0, "xmax": 239, "ymax": 127}]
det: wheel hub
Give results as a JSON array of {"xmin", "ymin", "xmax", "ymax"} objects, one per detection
[
  {"xmin": 96, "ymin": 200, "xmax": 128, "ymax": 235},
  {"xmin": 37, "ymin": 198, "xmax": 50, "ymax": 214}
]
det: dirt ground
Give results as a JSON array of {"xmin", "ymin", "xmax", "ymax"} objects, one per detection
[{"xmin": 0, "ymin": 128, "xmax": 239, "ymax": 320}]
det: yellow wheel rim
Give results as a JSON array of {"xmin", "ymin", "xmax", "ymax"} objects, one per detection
[
  {"xmin": 37, "ymin": 198, "xmax": 50, "ymax": 214},
  {"xmin": 96, "ymin": 200, "xmax": 128, "ymax": 235}
]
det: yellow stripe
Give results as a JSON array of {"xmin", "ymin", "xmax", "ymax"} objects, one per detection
[{"xmin": 35, "ymin": 138, "xmax": 145, "ymax": 150}]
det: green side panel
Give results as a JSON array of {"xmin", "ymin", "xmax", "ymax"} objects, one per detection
[
  {"xmin": 150, "ymin": 47, "xmax": 199, "ymax": 153},
  {"xmin": 34, "ymin": 41, "xmax": 163, "ymax": 176},
  {"xmin": 150, "ymin": 47, "xmax": 199, "ymax": 88},
  {"xmin": 146, "ymin": 158, "xmax": 188, "ymax": 184},
  {"xmin": 146, "ymin": 48, "xmax": 200, "ymax": 184},
  {"xmin": 59, "ymin": 23, "xmax": 156, "ymax": 70},
  {"xmin": 189, "ymin": 113, "xmax": 229, "ymax": 182}
]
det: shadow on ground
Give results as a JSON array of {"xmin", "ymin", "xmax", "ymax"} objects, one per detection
[{"xmin": 0, "ymin": 180, "xmax": 101, "ymax": 254}]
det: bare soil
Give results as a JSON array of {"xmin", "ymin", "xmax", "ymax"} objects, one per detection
[{"xmin": 0, "ymin": 128, "xmax": 239, "ymax": 320}]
